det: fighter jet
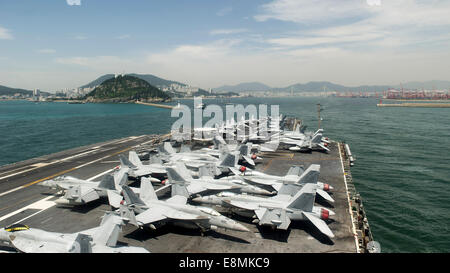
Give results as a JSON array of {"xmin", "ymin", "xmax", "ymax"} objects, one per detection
[
  {"xmin": 0, "ymin": 211, "xmax": 149, "ymax": 253},
  {"xmin": 40, "ymin": 168, "xmax": 135, "ymax": 208},
  {"xmin": 159, "ymin": 142, "xmax": 218, "ymax": 162},
  {"xmin": 229, "ymin": 164, "xmax": 334, "ymax": 202},
  {"xmin": 281, "ymin": 125, "xmax": 308, "ymax": 140},
  {"xmin": 274, "ymin": 129, "xmax": 330, "ymax": 152},
  {"xmin": 120, "ymin": 178, "xmax": 250, "ymax": 233},
  {"xmin": 165, "ymin": 162, "xmax": 273, "ymax": 196},
  {"xmin": 119, "ymin": 151, "xmax": 166, "ymax": 179},
  {"xmin": 162, "ymin": 149, "xmax": 239, "ymax": 177},
  {"xmin": 192, "ymin": 183, "xmax": 335, "ymax": 238},
  {"xmin": 185, "ymin": 136, "xmax": 261, "ymax": 166}
]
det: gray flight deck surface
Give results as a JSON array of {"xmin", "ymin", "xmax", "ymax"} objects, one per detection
[{"xmin": 0, "ymin": 134, "xmax": 359, "ymax": 253}]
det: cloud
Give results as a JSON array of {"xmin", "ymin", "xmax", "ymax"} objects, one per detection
[
  {"xmin": 0, "ymin": 26, "xmax": 13, "ymax": 40},
  {"xmin": 66, "ymin": 0, "xmax": 81, "ymax": 6},
  {"xmin": 55, "ymin": 56, "xmax": 131, "ymax": 67},
  {"xmin": 116, "ymin": 34, "xmax": 131, "ymax": 40},
  {"xmin": 367, "ymin": 0, "xmax": 381, "ymax": 6},
  {"xmin": 254, "ymin": 0, "xmax": 370, "ymax": 24},
  {"xmin": 217, "ymin": 7, "xmax": 232, "ymax": 16},
  {"xmin": 37, "ymin": 49, "xmax": 56, "ymax": 54},
  {"xmin": 210, "ymin": 29, "xmax": 248, "ymax": 35},
  {"xmin": 54, "ymin": 55, "xmax": 149, "ymax": 73},
  {"xmin": 256, "ymin": 0, "xmax": 450, "ymax": 28},
  {"xmin": 255, "ymin": 0, "xmax": 450, "ymax": 51},
  {"xmin": 147, "ymin": 39, "xmax": 241, "ymax": 63}
]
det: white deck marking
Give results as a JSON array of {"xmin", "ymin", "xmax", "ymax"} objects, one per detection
[
  {"xmin": 0, "ymin": 148, "xmax": 99, "ymax": 181},
  {"xmin": 0, "ymin": 134, "xmax": 147, "ymax": 181},
  {"xmin": 0, "ymin": 134, "xmax": 153, "ymax": 223}
]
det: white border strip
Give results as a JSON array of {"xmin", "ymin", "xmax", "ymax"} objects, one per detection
[{"xmin": 338, "ymin": 143, "xmax": 360, "ymax": 253}]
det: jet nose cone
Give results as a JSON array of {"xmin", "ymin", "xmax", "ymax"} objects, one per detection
[
  {"xmin": 327, "ymin": 209, "xmax": 336, "ymax": 216},
  {"xmin": 258, "ymin": 189, "xmax": 273, "ymax": 195},
  {"xmin": 55, "ymin": 198, "xmax": 71, "ymax": 205},
  {"xmin": 233, "ymin": 222, "xmax": 250, "ymax": 232},
  {"xmin": 40, "ymin": 180, "xmax": 52, "ymax": 186},
  {"xmin": 191, "ymin": 197, "xmax": 202, "ymax": 203},
  {"xmin": 148, "ymin": 177, "xmax": 161, "ymax": 183}
]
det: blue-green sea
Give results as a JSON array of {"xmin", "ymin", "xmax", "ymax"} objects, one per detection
[{"xmin": 1, "ymin": 98, "xmax": 449, "ymax": 253}]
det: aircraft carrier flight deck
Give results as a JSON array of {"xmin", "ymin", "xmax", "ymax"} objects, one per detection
[{"xmin": 0, "ymin": 124, "xmax": 373, "ymax": 253}]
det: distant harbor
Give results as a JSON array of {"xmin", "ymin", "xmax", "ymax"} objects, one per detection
[
  {"xmin": 377, "ymin": 103, "xmax": 450, "ymax": 108},
  {"xmin": 386, "ymin": 99, "xmax": 450, "ymax": 102}
]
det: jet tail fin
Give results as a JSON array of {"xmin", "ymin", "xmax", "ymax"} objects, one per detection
[
  {"xmin": 114, "ymin": 168, "xmax": 128, "ymax": 187},
  {"xmin": 213, "ymin": 135, "xmax": 227, "ymax": 149},
  {"xmin": 70, "ymin": 234, "xmax": 93, "ymax": 253},
  {"xmin": 129, "ymin": 151, "xmax": 143, "ymax": 167},
  {"xmin": 119, "ymin": 204, "xmax": 138, "ymax": 227},
  {"xmin": 219, "ymin": 153, "xmax": 238, "ymax": 168},
  {"xmin": 167, "ymin": 166, "xmax": 189, "ymax": 183},
  {"xmin": 163, "ymin": 141, "xmax": 176, "ymax": 154},
  {"xmin": 98, "ymin": 174, "xmax": 116, "ymax": 190},
  {"xmin": 91, "ymin": 212, "xmax": 122, "ymax": 247},
  {"xmin": 311, "ymin": 133, "xmax": 323, "ymax": 144},
  {"xmin": 171, "ymin": 183, "xmax": 190, "ymax": 198},
  {"xmin": 297, "ymin": 164, "xmax": 320, "ymax": 184},
  {"xmin": 287, "ymin": 183, "xmax": 316, "ymax": 211},
  {"xmin": 107, "ymin": 190, "xmax": 123, "ymax": 208},
  {"xmin": 122, "ymin": 185, "xmax": 146, "ymax": 207},
  {"xmin": 139, "ymin": 177, "xmax": 158, "ymax": 203},
  {"xmin": 119, "ymin": 155, "xmax": 137, "ymax": 169},
  {"xmin": 238, "ymin": 144, "xmax": 249, "ymax": 156}
]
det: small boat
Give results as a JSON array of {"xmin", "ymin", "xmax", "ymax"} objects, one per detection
[
  {"xmin": 173, "ymin": 102, "xmax": 182, "ymax": 109},
  {"xmin": 195, "ymin": 103, "xmax": 206, "ymax": 109}
]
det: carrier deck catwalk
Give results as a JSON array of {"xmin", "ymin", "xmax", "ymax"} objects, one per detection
[{"xmin": 0, "ymin": 131, "xmax": 374, "ymax": 253}]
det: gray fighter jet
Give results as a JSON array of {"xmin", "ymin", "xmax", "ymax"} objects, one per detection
[
  {"xmin": 181, "ymin": 138, "xmax": 260, "ymax": 166},
  {"xmin": 119, "ymin": 151, "xmax": 166, "ymax": 179},
  {"xmin": 274, "ymin": 129, "xmax": 330, "ymax": 152},
  {"xmin": 40, "ymin": 168, "xmax": 134, "ymax": 208},
  {"xmin": 161, "ymin": 150, "xmax": 239, "ymax": 177},
  {"xmin": 120, "ymin": 178, "xmax": 250, "ymax": 233},
  {"xmin": 0, "ymin": 211, "xmax": 149, "ymax": 253},
  {"xmin": 191, "ymin": 183, "xmax": 335, "ymax": 238},
  {"xmin": 159, "ymin": 141, "xmax": 219, "ymax": 162},
  {"xmin": 165, "ymin": 162, "xmax": 273, "ymax": 196},
  {"xmin": 229, "ymin": 164, "xmax": 334, "ymax": 202}
]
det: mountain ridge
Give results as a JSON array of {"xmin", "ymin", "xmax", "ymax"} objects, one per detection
[{"xmin": 213, "ymin": 80, "xmax": 450, "ymax": 93}]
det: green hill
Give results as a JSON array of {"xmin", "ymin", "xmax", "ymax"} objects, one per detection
[
  {"xmin": 86, "ymin": 75, "xmax": 171, "ymax": 102},
  {"xmin": 80, "ymin": 73, "xmax": 187, "ymax": 89},
  {"xmin": 0, "ymin": 85, "xmax": 32, "ymax": 96}
]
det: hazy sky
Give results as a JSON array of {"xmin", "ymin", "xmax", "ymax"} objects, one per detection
[{"xmin": 1, "ymin": 0, "xmax": 450, "ymax": 91}]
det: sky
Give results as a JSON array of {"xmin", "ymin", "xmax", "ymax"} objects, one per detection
[{"xmin": 1, "ymin": 0, "xmax": 450, "ymax": 91}]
